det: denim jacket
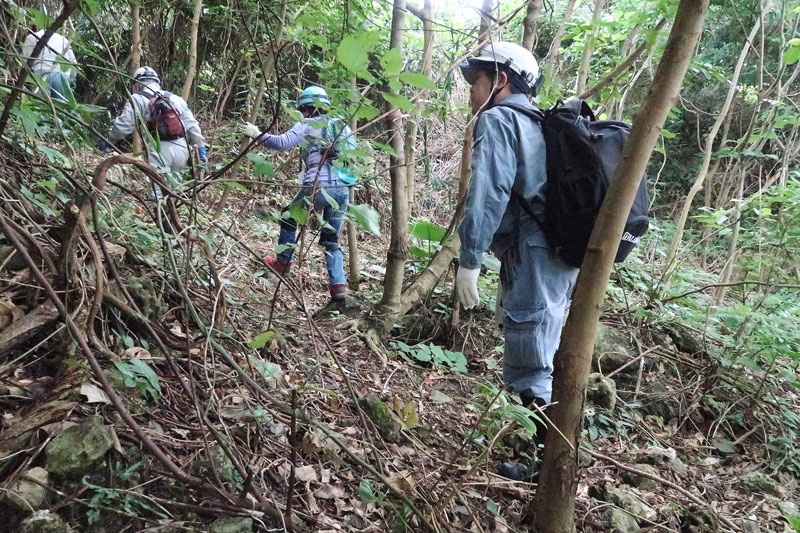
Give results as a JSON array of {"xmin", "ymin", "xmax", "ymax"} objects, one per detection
[{"xmin": 458, "ymin": 93, "xmax": 548, "ymax": 269}]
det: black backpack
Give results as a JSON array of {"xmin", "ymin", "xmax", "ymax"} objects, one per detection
[{"xmin": 501, "ymin": 100, "xmax": 650, "ymax": 269}]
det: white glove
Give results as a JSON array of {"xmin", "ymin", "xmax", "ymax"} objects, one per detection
[
  {"xmin": 242, "ymin": 122, "xmax": 261, "ymax": 139},
  {"xmin": 457, "ymin": 266, "xmax": 481, "ymax": 310}
]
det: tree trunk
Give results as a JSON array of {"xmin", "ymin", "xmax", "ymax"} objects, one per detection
[
  {"xmin": 575, "ymin": 0, "xmax": 606, "ymax": 95},
  {"xmin": 662, "ymin": 18, "xmax": 761, "ymax": 285},
  {"xmin": 404, "ymin": 0, "xmax": 434, "ymax": 214},
  {"xmin": 521, "ymin": 0, "xmax": 543, "ymax": 52},
  {"xmin": 347, "ymin": 78, "xmax": 361, "ymax": 291},
  {"xmin": 530, "ymin": 0, "xmax": 710, "ymax": 530},
  {"xmin": 714, "ymin": 165, "xmax": 745, "ymax": 304},
  {"xmin": 543, "ymin": 0, "xmax": 578, "ymax": 80},
  {"xmin": 181, "ymin": 0, "xmax": 203, "ymax": 100},
  {"xmin": 130, "ymin": 1, "xmax": 142, "ymax": 154},
  {"xmin": 376, "ymin": 0, "xmax": 409, "ymax": 331}
]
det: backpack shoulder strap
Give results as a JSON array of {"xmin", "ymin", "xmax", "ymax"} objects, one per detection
[{"xmin": 497, "ymin": 102, "xmax": 544, "ymax": 123}]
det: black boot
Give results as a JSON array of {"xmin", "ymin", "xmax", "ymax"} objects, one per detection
[{"xmin": 497, "ymin": 391, "xmax": 548, "ymax": 483}]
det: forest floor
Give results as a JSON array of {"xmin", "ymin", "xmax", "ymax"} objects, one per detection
[{"xmin": 0, "ymin": 137, "xmax": 798, "ymax": 533}]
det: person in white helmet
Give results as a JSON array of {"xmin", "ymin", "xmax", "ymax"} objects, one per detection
[
  {"xmin": 456, "ymin": 42, "xmax": 579, "ymax": 481},
  {"xmin": 102, "ymin": 66, "xmax": 207, "ymax": 173},
  {"xmin": 21, "ymin": 26, "xmax": 78, "ymax": 102}
]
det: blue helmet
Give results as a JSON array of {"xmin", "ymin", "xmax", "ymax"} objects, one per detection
[{"xmin": 297, "ymin": 86, "xmax": 330, "ymax": 109}]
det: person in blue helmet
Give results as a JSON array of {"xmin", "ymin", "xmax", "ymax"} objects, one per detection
[
  {"xmin": 242, "ymin": 85, "xmax": 355, "ymax": 302},
  {"xmin": 456, "ymin": 42, "xmax": 580, "ymax": 482}
]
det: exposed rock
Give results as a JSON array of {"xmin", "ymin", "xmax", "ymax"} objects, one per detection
[
  {"xmin": 5, "ymin": 467, "xmax": 48, "ymax": 512},
  {"xmin": 663, "ymin": 323, "xmax": 703, "ymax": 354},
  {"xmin": 621, "ymin": 464, "xmax": 659, "ymax": 491},
  {"xmin": 359, "ymin": 394, "xmax": 403, "ymax": 443},
  {"xmin": 633, "ymin": 446, "xmax": 677, "ymax": 466},
  {"xmin": 602, "ymin": 507, "xmax": 639, "ymax": 533},
  {"xmin": 46, "ymin": 416, "xmax": 113, "ymax": 477},
  {"xmin": 191, "ymin": 445, "xmax": 238, "ymax": 486},
  {"xmin": 593, "ymin": 324, "xmax": 637, "ymax": 375},
  {"xmin": 681, "ymin": 505, "xmax": 718, "ymax": 532},
  {"xmin": 586, "ymin": 373, "xmax": 617, "ymax": 410},
  {"xmin": 639, "ymin": 381, "xmax": 680, "ymax": 421},
  {"xmin": 739, "ymin": 471, "xmax": 785, "ymax": 498},
  {"xmin": 209, "ymin": 517, "xmax": 252, "ymax": 533},
  {"xmin": 20, "ymin": 510, "xmax": 69, "ymax": 533},
  {"xmin": 668, "ymin": 456, "xmax": 689, "ymax": 476},
  {"xmin": 589, "ymin": 482, "xmax": 657, "ymax": 522}
]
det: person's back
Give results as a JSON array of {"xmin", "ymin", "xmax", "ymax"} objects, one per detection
[
  {"xmin": 22, "ymin": 29, "xmax": 76, "ymax": 76},
  {"xmin": 107, "ymin": 67, "xmax": 206, "ymax": 173}
]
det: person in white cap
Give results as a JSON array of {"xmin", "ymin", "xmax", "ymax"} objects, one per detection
[
  {"xmin": 21, "ymin": 26, "xmax": 78, "ymax": 102},
  {"xmin": 103, "ymin": 66, "xmax": 207, "ymax": 173},
  {"xmin": 456, "ymin": 42, "xmax": 579, "ymax": 482}
]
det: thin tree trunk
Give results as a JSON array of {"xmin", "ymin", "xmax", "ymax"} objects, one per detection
[
  {"xmin": 347, "ymin": 77, "xmax": 361, "ymax": 291},
  {"xmin": 521, "ymin": 0, "xmax": 543, "ymax": 52},
  {"xmin": 130, "ymin": 1, "xmax": 142, "ymax": 154},
  {"xmin": 575, "ymin": 0, "xmax": 606, "ymax": 95},
  {"xmin": 405, "ymin": 0, "xmax": 434, "ymax": 214},
  {"xmin": 662, "ymin": 18, "xmax": 761, "ymax": 284},
  {"xmin": 530, "ymin": 0, "xmax": 710, "ymax": 530},
  {"xmin": 543, "ymin": 0, "xmax": 578, "ymax": 80},
  {"xmin": 376, "ymin": 0, "xmax": 409, "ymax": 331},
  {"xmin": 714, "ymin": 166, "xmax": 745, "ymax": 304},
  {"xmin": 181, "ymin": 0, "xmax": 203, "ymax": 100}
]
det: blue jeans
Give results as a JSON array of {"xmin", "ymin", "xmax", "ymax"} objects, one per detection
[
  {"xmin": 277, "ymin": 183, "xmax": 350, "ymax": 287},
  {"xmin": 499, "ymin": 236, "xmax": 579, "ymax": 403},
  {"xmin": 45, "ymin": 72, "xmax": 74, "ymax": 102}
]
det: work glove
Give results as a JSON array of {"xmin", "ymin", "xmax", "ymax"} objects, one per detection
[
  {"xmin": 457, "ymin": 266, "xmax": 481, "ymax": 310},
  {"xmin": 197, "ymin": 146, "xmax": 208, "ymax": 163},
  {"xmin": 96, "ymin": 138, "xmax": 114, "ymax": 154},
  {"xmin": 242, "ymin": 122, "xmax": 261, "ymax": 139}
]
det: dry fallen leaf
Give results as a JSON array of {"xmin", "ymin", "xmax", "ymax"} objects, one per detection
[
  {"xmin": 80, "ymin": 382, "xmax": 111, "ymax": 404},
  {"xmin": 124, "ymin": 346, "xmax": 152, "ymax": 360},
  {"xmin": 295, "ymin": 465, "xmax": 317, "ymax": 482},
  {"xmin": 314, "ymin": 483, "xmax": 346, "ymax": 499}
]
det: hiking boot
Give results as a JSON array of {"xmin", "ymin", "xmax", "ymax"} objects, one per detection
[
  {"xmin": 267, "ymin": 256, "xmax": 291, "ymax": 274},
  {"xmin": 330, "ymin": 284, "xmax": 348, "ymax": 301},
  {"xmin": 498, "ymin": 461, "xmax": 539, "ymax": 483}
]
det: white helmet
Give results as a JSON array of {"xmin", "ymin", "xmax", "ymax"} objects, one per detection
[
  {"xmin": 459, "ymin": 41, "xmax": 540, "ymax": 94},
  {"xmin": 134, "ymin": 66, "xmax": 160, "ymax": 85}
]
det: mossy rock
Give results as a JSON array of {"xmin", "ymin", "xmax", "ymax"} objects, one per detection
[
  {"xmin": 593, "ymin": 324, "xmax": 637, "ymax": 375},
  {"xmin": 4, "ymin": 467, "xmax": 49, "ymax": 513},
  {"xmin": 46, "ymin": 416, "xmax": 113, "ymax": 477},
  {"xmin": 602, "ymin": 507, "xmax": 639, "ymax": 533},
  {"xmin": 209, "ymin": 517, "xmax": 252, "ymax": 533},
  {"xmin": 191, "ymin": 446, "xmax": 239, "ymax": 487},
  {"xmin": 586, "ymin": 373, "xmax": 617, "ymax": 410},
  {"xmin": 621, "ymin": 464, "xmax": 659, "ymax": 491},
  {"xmin": 358, "ymin": 394, "xmax": 403, "ymax": 443},
  {"xmin": 20, "ymin": 511, "xmax": 70, "ymax": 533},
  {"xmin": 739, "ymin": 471, "xmax": 785, "ymax": 498}
]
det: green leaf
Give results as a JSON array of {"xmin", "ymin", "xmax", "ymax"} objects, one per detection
[
  {"xmin": 785, "ymin": 513, "xmax": 800, "ymax": 532},
  {"xmin": 337, "ymin": 35, "xmax": 369, "ymax": 74},
  {"xmin": 248, "ymin": 330, "xmax": 276, "ymax": 349},
  {"xmin": 785, "ymin": 45, "xmax": 800, "ymax": 66},
  {"xmin": 487, "ymin": 501, "xmax": 500, "ymax": 517},
  {"xmin": 382, "ymin": 92, "xmax": 415, "ymax": 112},
  {"xmin": 712, "ymin": 438, "xmax": 736, "ymax": 454},
  {"xmin": 399, "ymin": 72, "xmax": 437, "ymax": 90},
  {"xmin": 319, "ymin": 187, "xmax": 339, "ymax": 211},
  {"xmin": 409, "ymin": 220, "xmax": 447, "ymax": 242},
  {"xmin": 358, "ymin": 479, "xmax": 379, "ymax": 503},
  {"xmin": 353, "ymin": 104, "xmax": 380, "ymax": 120},
  {"xmin": 371, "ymin": 140, "xmax": 397, "ymax": 156},
  {"xmin": 287, "ymin": 201, "xmax": 309, "ymax": 225},
  {"xmin": 660, "ymin": 128, "xmax": 677, "ymax": 139},
  {"xmin": 347, "ymin": 203, "xmax": 380, "ymax": 235},
  {"xmin": 246, "ymin": 152, "xmax": 275, "ymax": 177},
  {"xmin": 380, "ymin": 47, "xmax": 403, "ymax": 77}
]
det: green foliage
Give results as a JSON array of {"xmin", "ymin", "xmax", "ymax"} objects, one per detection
[
  {"xmin": 392, "ymin": 341, "xmax": 467, "ymax": 373},
  {"xmin": 347, "ymin": 203, "xmax": 381, "ymax": 235},
  {"xmin": 113, "ymin": 358, "xmax": 161, "ymax": 402}
]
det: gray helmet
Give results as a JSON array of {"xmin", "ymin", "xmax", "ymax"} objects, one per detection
[{"xmin": 134, "ymin": 66, "xmax": 160, "ymax": 85}]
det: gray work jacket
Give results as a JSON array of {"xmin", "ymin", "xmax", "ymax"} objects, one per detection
[{"xmin": 458, "ymin": 93, "xmax": 548, "ymax": 269}]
